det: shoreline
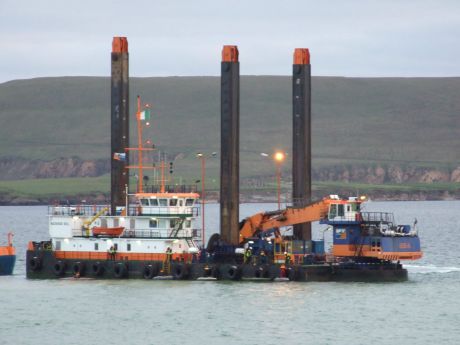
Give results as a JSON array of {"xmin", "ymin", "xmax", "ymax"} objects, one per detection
[{"xmin": 1, "ymin": 190, "xmax": 458, "ymax": 206}]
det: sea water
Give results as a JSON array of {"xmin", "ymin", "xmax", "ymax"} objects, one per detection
[{"xmin": 0, "ymin": 201, "xmax": 459, "ymax": 345}]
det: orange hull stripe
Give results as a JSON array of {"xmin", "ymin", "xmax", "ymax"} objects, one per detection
[{"xmin": 0, "ymin": 247, "xmax": 15, "ymax": 255}]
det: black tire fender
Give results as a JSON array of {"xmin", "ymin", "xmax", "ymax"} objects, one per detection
[
  {"xmin": 220, "ymin": 264, "xmax": 241, "ymax": 281},
  {"xmin": 268, "ymin": 265, "xmax": 280, "ymax": 280},
  {"xmin": 91, "ymin": 261, "xmax": 105, "ymax": 276},
  {"xmin": 287, "ymin": 267, "xmax": 297, "ymax": 281},
  {"xmin": 29, "ymin": 256, "xmax": 41, "ymax": 271},
  {"xmin": 113, "ymin": 262, "xmax": 127, "ymax": 278},
  {"xmin": 173, "ymin": 263, "xmax": 189, "ymax": 280},
  {"xmin": 254, "ymin": 265, "xmax": 270, "ymax": 279},
  {"xmin": 72, "ymin": 262, "xmax": 85, "ymax": 276},
  {"xmin": 203, "ymin": 265, "xmax": 219, "ymax": 278},
  {"xmin": 143, "ymin": 264, "xmax": 158, "ymax": 279},
  {"xmin": 53, "ymin": 260, "xmax": 66, "ymax": 276}
]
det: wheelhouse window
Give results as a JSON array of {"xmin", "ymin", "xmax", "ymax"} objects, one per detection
[
  {"xmin": 185, "ymin": 220, "xmax": 191, "ymax": 228},
  {"xmin": 329, "ymin": 204, "xmax": 337, "ymax": 218},
  {"xmin": 149, "ymin": 219, "xmax": 158, "ymax": 228},
  {"xmin": 338, "ymin": 204, "xmax": 345, "ymax": 217},
  {"xmin": 185, "ymin": 199, "xmax": 194, "ymax": 206},
  {"xmin": 140, "ymin": 199, "xmax": 149, "ymax": 206},
  {"xmin": 159, "ymin": 199, "xmax": 167, "ymax": 206},
  {"xmin": 169, "ymin": 199, "xmax": 178, "ymax": 206},
  {"xmin": 150, "ymin": 198, "xmax": 158, "ymax": 206},
  {"xmin": 127, "ymin": 243, "xmax": 131, "ymax": 251}
]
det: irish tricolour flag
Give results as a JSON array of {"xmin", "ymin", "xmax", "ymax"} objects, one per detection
[{"xmin": 139, "ymin": 109, "xmax": 151, "ymax": 121}]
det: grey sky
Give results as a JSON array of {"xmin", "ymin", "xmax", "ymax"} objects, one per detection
[{"xmin": 1, "ymin": 0, "xmax": 459, "ymax": 82}]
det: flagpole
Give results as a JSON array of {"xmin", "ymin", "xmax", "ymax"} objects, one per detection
[{"xmin": 137, "ymin": 95, "xmax": 143, "ymax": 193}]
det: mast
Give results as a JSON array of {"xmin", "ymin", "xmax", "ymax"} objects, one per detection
[{"xmin": 136, "ymin": 95, "xmax": 144, "ymax": 193}]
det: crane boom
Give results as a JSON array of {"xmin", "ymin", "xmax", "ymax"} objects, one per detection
[
  {"xmin": 238, "ymin": 195, "xmax": 422, "ymax": 261},
  {"xmin": 239, "ymin": 198, "xmax": 331, "ymax": 244},
  {"xmin": 83, "ymin": 207, "xmax": 109, "ymax": 236}
]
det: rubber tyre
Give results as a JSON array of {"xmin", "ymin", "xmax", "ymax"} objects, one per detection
[
  {"xmin": 254, "ymin": 265, "xmax": 270, "ymax": 279},
  {"xmin": 173, "ymin": 264, "xmax": 189, "ymax": 280},
  {"xmin": 29, "ymin": 256, "xmax": 41, "ymax": 271},
  {"xmin": 91, "ymin": 261, "xmax": 105, "ymax": 276},
  {"xmin": 202, "ymin": 265, "xmax": 219, "ymax": 278},
  {"xmin": 143, "ymin": 264, "xmax": 158, "ymax": 279},
  {"xmin": 220, "ymin": 264, "xmax": 241, "ymax": 281},
  {"xmin": 53, "ymin": 260, "xmax": 66, "ymax": 277},
  {"xmin": 287, "ymin": 267, "xmax": 297, "ymax": 281},
  {"xmin": 113, "ymin": 262, "xmax": 127, "ymax": 278},
  {"xmin": 72, "ymin": 262, "xmax": 85, "ymax": 276},
  {"xmin": 268, "ymin": 265, "xmax": 280, "ymax": 280}
]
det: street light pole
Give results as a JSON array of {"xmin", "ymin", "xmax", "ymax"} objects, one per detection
[
  {"xmin": 196, "ymin": 152, "xmax": 216, "ymax": 248},
  {"xmin": 274, "ymin": 151, "xmax": 285, "ymax": 210},
  {"xmin": 201, "ymin": 156, "xmax": 206, "ymax": 247},
  {"xmin": 276, "ymin": 162, "xmax": 281, "ymax": 210}
]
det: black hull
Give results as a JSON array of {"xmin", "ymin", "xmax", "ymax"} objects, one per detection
[{"xmin": 26, "ymin": 250, "xmax": 407, "ymax": 282}]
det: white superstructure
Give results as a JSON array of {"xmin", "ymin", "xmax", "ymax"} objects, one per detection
[{"xmin": 48, "ymin": 192, "xmax": 201, "ymax": 257}]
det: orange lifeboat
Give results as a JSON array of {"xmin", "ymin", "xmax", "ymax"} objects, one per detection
[{"xmin": 92, "ymin": 227, "xmax": 125, "ymax": 237}]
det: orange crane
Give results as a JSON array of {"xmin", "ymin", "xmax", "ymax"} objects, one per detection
[
  {"xmin": 239, "ymin": 198, "xmax": 333, "ymax": 244},
  {"xmin": 238, "ymin": 196, "xmax": 422, "ymax": 261}
]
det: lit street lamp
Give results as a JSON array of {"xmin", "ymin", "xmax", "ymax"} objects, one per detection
[
  {"xmin": 260, "ymin": 151, "xmax": 286, "ymax": 209},
  {"xmin": 274, "ymin": 151, "xmax": 286, "ymax": 210}
]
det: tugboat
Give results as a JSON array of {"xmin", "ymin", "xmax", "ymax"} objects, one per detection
[
  {"xmin": 27, "ymin": 94, "xmax": 203, "ymax": 280},
  {"xmin": 27, "ymin": 186, "xmax": 201, "ymax": 279},
  {"xmin": 0, "ymin": 232, "xmax": 16, "ymax": 275}
]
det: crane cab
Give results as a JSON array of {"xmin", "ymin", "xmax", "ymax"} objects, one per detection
[{"xmin": 327, "ymin": 196, "xmax": 363, "ymax": 222}]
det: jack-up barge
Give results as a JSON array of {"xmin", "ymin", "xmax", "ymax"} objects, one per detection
[{"xmin": 26, "ymin": 37, "xmax": 422, "ymax": 282}]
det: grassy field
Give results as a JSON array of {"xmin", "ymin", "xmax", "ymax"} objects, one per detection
[
  {"xmin": 1, "ymin": 75, "xmax": 458, "ymax": 200},
  {"xmin": 0, "ymin": 176, "xmax": 457, "ymax": 201},
  {"xmin": 315, "ymin": 181, "xmax": 460, "ymax": 193},
  {"xmin": 0, "ymin": 175, "xmax": 109, "ymax": 198},
  {"xmin": 0, "ymin": 76, "xmax": 459, "ymax": 173}
]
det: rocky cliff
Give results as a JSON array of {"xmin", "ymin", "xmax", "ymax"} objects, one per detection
[
  {"xmin": 1, "ymin": 157, "xmax": 459, "ymax": 184},
  {"xmin": 313, "ymin": 165, "xmax": 460, "ymax": 184},
  {"xmin": 0, "ymin": 157, "xmax": 109, "ymax": 180}
]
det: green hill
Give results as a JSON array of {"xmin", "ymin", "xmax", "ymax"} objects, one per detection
[{"xmin": 0, "ymin": 76, "xmax": 459, "ymax": 181}]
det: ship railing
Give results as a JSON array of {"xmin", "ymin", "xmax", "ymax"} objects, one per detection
[
  {"xmin": 49, "ymin": 205, "xmax": 200, "ymax": 218},
  {"xmin": 117, "ymin": 228, "xmax": 201, "ymax": 239},
  {"xmin": 74, "ymin": 227, "xmax": 200, "ymax": 239},
  {"xmin": 360, "ymin": 212, "xmax": 395, "ymax": 225},
  {"xmin": 127, "ymin": 206, "xmax": 200, "ymax": 217},
  {"xmin": 327, "ymin": 215, "xmax": 360, "ymax": 222},
  {"xmin": 142, "ymin": 185, "xmax": 198, "ymax": 194},
  {"xmin": 49, "ymin": 205, "xmax": 110, "ymax": 217},
  {"xmin": 191, "ymin": 229, "xmax": 202, "ymax": 240}
]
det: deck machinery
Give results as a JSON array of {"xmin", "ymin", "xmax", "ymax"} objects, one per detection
[{"xmin": 26, "ymin": 38, "xmax": 422, "ymax": 281}]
